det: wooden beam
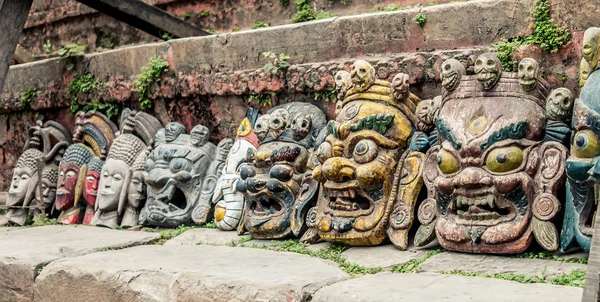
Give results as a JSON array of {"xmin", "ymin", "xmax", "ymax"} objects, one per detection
[
  {"xmin": 583, "ymin": 208, "xmax": 600, "ymax": 301},
  {"xmin": 0, "ymin": 0, "xmax": 34, "ymax": 92},
  {"xmin": 75, "ymin": 0, "xmax": 209, "ymax": 39}
]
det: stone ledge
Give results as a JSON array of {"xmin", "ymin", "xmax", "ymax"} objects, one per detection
[
  {"xmin": 0, "ymin": 225, "xmax": 159, "ymax": 302},
  {"xmin": 311, "ymin": 272, "xmax": 583, "ymax": 301},
  {"xmin": 2, "ymin": 0, "xmax": 535, "ymax": 113},
  {"xmin": 34, "ymin": 245, "xmax": 349, "ymax": 302}
]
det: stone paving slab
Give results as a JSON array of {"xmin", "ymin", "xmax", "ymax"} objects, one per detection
[
  {"xmin": 341, "ymin": 244, "xmax": 426, "ymax": 268},
  {"xmin": 164, "ymin": 228, "xmax": 250, "ymax": 246},
  {"xmin": 419, "ymin": 252, "xmax": 587, "ymax": 278},
  {"xmin": 312, "ymin": 272, "xmax": 582, "ymax": 302},
  {"xmin": 34, "ymin": 245, "xmax": 349, "ymax": 302},
  {"xmin": 0, "ymin": 225, "xmax": 159, "ymax": 302}
]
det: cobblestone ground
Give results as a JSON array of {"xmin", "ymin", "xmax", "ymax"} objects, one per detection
[{"xmin": 0, "ymin": 224, "xmax": 586, "ymax": 302}]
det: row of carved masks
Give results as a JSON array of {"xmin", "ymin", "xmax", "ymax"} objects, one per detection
[
  {"xmin": 209, "ymin": 109, "xmax": 261, "ymax": 232},
  {"xmin": 56, "ymin": 111, "xmax": 118, "ymax": 225},
  {"xmin": 237, "ymin": 102, "xmax": 327, "ymax": 240},
  {"xmin": 561, "ymin": 27, "xmax": 600, "ymax": 253},
  {"xmin": 6, "ymin": 121, "xmax": 71, "ymax": 226},
  {"xmin": 415, "ymin": 54, "xmax": 571, "ymax": 254},
  {"xmin": 140, "ymin": 122, "xmax": 218, "ymax": 228}
]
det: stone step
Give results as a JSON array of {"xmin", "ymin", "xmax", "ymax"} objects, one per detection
[
  {"xmin": 311, "ymin": 272, "xmax": 583, "ymax": 302},
  {"xmin": 0, "ymin": 225, "xmax": 159, "ymax": 301},
  {"xmin": 34, "ymin": 245, "xmax": 349, "ymax": 302}
]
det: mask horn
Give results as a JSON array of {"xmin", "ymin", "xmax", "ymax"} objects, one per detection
[
  {"xmin": 74, "ymin": 164, "xmax": 87, "ymax": 207},
  {"xmin": 118, "ymin": 170, "xmax": 132, "ymax": 216},
  {"xmin": 23, "ymin": 172, "xmax": 39, "ymax": 207}
]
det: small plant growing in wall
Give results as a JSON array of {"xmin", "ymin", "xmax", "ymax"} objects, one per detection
[
  {"xmin": 249, "ymin": 93, "xmax": 275, "ymax": 107},
  {"xmin": 314, "ymin": 89, "xmax": 337, "ymax": 102},
  {"xmin": 252, "ymin": 21, "xmax": 270, "ymax": 29},
  {"xmin": 19, "ymin": 88, "xmax": 37, "ymax": 110},
  {"xmin": 161, "ymin": 32, "xmax": 174, "ymax": 41},
  {"xmin": 135, "ymin": 57, "xmax": 169, "ymax": 110},
  {"xmin": 51, "ymin": 43, "xmax": 87, "ymax": 71},
  {"xmin": 414, "ymin": 13, "xmax": 427, "ymax": 27},
  {"xmin": 43, "ymin": 40, "xmax": 52, "ymax": 54},
  {"xmin": 68, "ymin": 74, "xmax": 103, "ymax": 113},
  {"xmin": 263, "ymin": 52, "xmax": 290, "ymax": 76},
  {"xmin": 182, "ymin": 11, "xmax": 193, "ymax": 20}
]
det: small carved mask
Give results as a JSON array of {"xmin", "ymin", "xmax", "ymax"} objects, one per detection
[
  {"xmin": 351, "ymin": 60, "xmax": 376, "ymax": 92},
  {"xmin": 583, "ymin": 27, "xmax": 600, "ymax": 71},
  {"xmin": 83, "ymin": 170, "xmax": 100, "ymax": 207},
  {"xmin": 8, "ymin": 148, "xmax": 42, "ymax": 207},
  {"xmin": 334, "ymin": 70, "xmax": 351, "ymax": 98},
  {"xmin": 97, "ymin": 159, "xmax": 127, "ymax": 212},
  {"xmin": 546, "ymin": 88, "xmax": 574, "ymax": 122},
  {"xmin": 190, "ymin": 125, "xmax": 210, "ymax": 147},
  {"xmin": 165, "ymin": 123, "xmax": 186, "ymax": 143},
  {"xmin": 391, "ymin": 73, "xmax": 410, "ymax": 100},
  {"xmin": 474, "ymin": 53, "xmax": 502, "ymax": 90},
  {"xmin": 415, "ymin": 97, "xmax": 442, "ymax": 133},
  {"xmin": 518, "ymin": 58, "xmax": 539, "ymax": 91},
  {"xmin": 36, "ymin": 179, "xmax": 56, "ymax": 209},
  {"xmin": 441, "ymin": 59, "xmax": 465, "ymax": 92},
  {"xmin": 128, "ymin": 171, "xmax": 146, "ymax": 209}
]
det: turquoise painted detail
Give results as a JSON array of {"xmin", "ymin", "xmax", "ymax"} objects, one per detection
[
  {"xmin": 479, "ymin": 121, "xmax": 527, "ymax": 151},
  {"xmin": 349, "ymin": 113, "xmax": 395, "ymax": 135},
  {"xmin": 435, "ymin": 118, "xmax": 461, "ymax": 150}
]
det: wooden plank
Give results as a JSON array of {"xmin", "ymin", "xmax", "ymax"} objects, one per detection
[
  {"xmin": 0, "ymin": 0, "xmax": 34, "ymax": 92},
  {"xmin": 583, "ymin": 206, "xmax": 600, "ymax": 301},
  {"xmin": 75, "ymin": 0, "xmax": 209, "ymax": 39}
]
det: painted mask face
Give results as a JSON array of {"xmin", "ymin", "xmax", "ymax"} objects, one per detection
[
  {"xmin": 56, "ymin": 163, "xmax": 82, "ymax": 211},
  {"xmin": 237, "ymin": 103, "xmax": 326, "ymax": 239},
  {"xmin": 141, "ymin": 122, "xmax": 216, "ymax": 228},
  {"xmin": 417, "ymin": 58, "xmax": 566, "ymax": 254},
  {"xmin": 128, "ymin": 171, "xmax": 146, "ymax": 209},
  {"xmin": 97, "ymin": 159, "xmax": 127, "ymax": 212},
  {"xmin": 83, "ymin": 170, "xmax": 100, "ymax": 207},
  {"xmin": 561, "ymin": 69, "xmax": 600, "ymax": 252}
]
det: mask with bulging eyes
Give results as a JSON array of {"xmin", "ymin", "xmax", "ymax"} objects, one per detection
[
  {"xmin": 546, "ymin": 88, "xmax": 574, "ymax": 122},
  {"xmin": 441, "ymin": 59, "xmax": 465, "ymax": 92},
  {"xmin": 351, "ymin": 60, "xmax": 376, "ymax": 92},
  {"xmin": 474, "ymin": 53, "xmax": 502, "ymax": 90},
  {"xmin": 518, "ymin": 58, "xmax": 539, "ymax": 91}
]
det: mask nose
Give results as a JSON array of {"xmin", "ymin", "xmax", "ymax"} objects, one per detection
[
  {"xmin": 321, "ymin": 157, "xmax": 356, "ymax": 183},
  {"xmin": 452, "ymin": 167, "xmax": 492, "ymax": 190}
]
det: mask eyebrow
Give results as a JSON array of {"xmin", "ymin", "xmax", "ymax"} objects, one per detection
[
  {"xmin": 436, "ymin": 118, "xmax": 462, "ymax": 150},
  {"xmin": 479, "ymin": 121, "xmax": 527, "ymax": 151},
  {"xmin": 344, "ymin": 132, "xmax": 399, "ymax": 157}
]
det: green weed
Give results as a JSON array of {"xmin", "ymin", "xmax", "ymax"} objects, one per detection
[{"xmin": 135, "ymin": 57, "xmax": 169, "ymax": 110}]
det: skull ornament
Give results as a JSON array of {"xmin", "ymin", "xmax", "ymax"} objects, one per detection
[
  {"xmin": 334, "ymin": 70, "xmax": 352, "ymax": 100},
  {"xmin": 237, "ymin": 102, "xmax": 327, "ymax": 240},
  {"xmin": 475, "ymin": 53, "xmax": 503, "ymax": 90},
  {"xmin": 518, "ymin": 58, "xmax": 539, "ymax": 91},
  {"xmin": 546, "ymin": 88, "xmax": 574, "ymax": 122},
  {"xmin": 441, "ymin": 59, "xmax": 465, "ymax": 92},
  {"xmin": 391, "ymin": 73, "xmax": 410, "ymax": 100},
  {"xmin": 582, "ymin": 27, "xmax": 600, "ymax": 71},
  {"xmin": 415, "ymin": 55, "xmax": 567, "ymax": 254},
  {"xmin": 415, "ymin": 96, "xmax": 442, "ymax": 133},
  {"xmin": 351, "ymin": 60, "xmax": 376, "ymax": 92}
]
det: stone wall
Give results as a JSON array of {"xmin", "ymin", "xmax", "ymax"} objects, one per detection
[
  {"xmin": 21, "ymin": 0, "xmax": 455, "ymax": 54},
  {"xmin": 0, "ymin": 0, "xmax": 593, "ymax": 191}
]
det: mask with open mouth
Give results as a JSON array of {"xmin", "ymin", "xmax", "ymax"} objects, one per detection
[
  {"xmin": 415, "ymin": 55, "xmax": 568, "ymax": 254},
  {"xmin": 140, "ymin": 122, "xmax": 217, "ymax": 228},
  {"xmin": 237, "ymin": 103, "xmax": 326, "ymax": 240},
  {"xmin": 561, "ymin": 32, "xmax": 600, "ymax": 252},
  {"xmin": 311, "ymin": 60, "xmax": 426, "ymax": 250}
]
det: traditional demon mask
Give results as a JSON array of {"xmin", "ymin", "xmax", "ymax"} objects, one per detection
[
  {"xmin": 212, "ymin": 112, "xmax": 260, "ymax": 232},
  {"xmin": 518, "ymin": 58, "xmax": 539, "ymax": 92},
  {"xmin": 82, "ymin": 158, "xmax": 103, "ymax": 225},
  {"xmin": 94, "ymin": 110, "xmax": 162, "ymax": 228},
  {"xmin": 311, "ymin": 60, "xmax": 425, "ymax": 249},
  {"xmin": 441, "ymin": 59, "xmax": 465, "ymax": 92},
  {"xmin": 415, "ymin": 55, "xmax": 567, "ymax": 254},
  {"xmin": 237, "ymin": 102, "xmax": 327, "ymax": 240},
  {"xmin": 475, "ymin": 53, "xmax": 503, "ymax": 90},
  {"xmin": 5, "ymin": 121, "xmax": 70, "ymax": 226},
  {"xmin": 561, "ymin": 30, "xmax": 600, "ymax": 252},
  {"xmin": 56, "ymin": 111, "xmax": 117, "ymax": 225},
  {"xmin": 140, "ymin": 122, "xmax": 216, "ymax": 228}
]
